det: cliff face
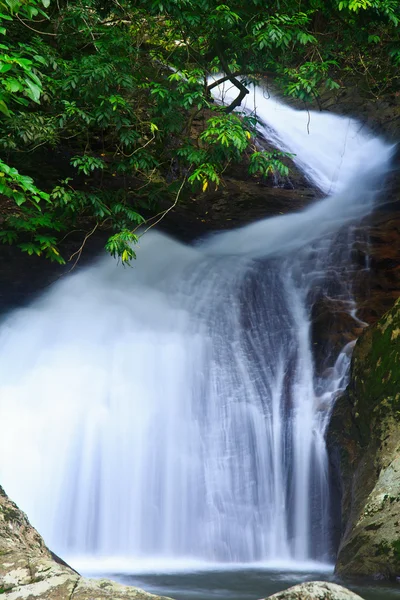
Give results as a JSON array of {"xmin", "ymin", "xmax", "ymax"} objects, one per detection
[{"xmin": 329, "ymin": 299, "xmax": 400, "ymax": 579}]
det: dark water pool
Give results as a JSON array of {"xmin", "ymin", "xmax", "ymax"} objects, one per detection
[{"xmin": 83, "ymin": 567, "xmax": 400, "ymax": 600}]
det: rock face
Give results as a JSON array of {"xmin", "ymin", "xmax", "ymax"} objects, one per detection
[
  {"xmin": 0, "ymin": 486, "xmax": 171, "ymax": 600},
  {"xmin": 329, "ymin": 299, "xmax": 400, "ymax": 578},
  {"xmin": 265, "ymin": 581, "xmax": 364, "ymax": 600},
  {"xmin": 354, "ymin": 205, "xmax": 400, "ymax": 325}
]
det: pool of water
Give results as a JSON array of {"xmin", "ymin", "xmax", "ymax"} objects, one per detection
[{"xmin": 79, "ymin": 564, "xmax": 400, "ymax": 600}]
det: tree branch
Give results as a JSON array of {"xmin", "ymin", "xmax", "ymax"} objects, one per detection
[{"xmin": 213, "ymin": 49, "xmax": 250, "ymax": 113}]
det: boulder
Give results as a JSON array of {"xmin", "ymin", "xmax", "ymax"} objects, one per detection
[
  {"xmin": 0, "ymin": 486, "xmax": 171, "ymax": 600},
  {"xmin": 264, "ymin": 581, "xmax": 364, "ymax": 599},
  {"xmin": 329, "ymin": 298, "xmax": 400, "ymax": 578}
]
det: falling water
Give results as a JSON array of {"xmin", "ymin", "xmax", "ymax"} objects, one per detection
[{"xmin": 0, "ymin": 89, "xmax": 394, "ymax": 570}]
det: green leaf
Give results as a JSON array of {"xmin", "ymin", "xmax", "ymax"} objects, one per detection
[
  {"xmin": 12, "ymin": 191, "xmax": 26, "ymax": 206},
  {"xmin": 18, "ymin": 242, "xmax": 41, "ymax": 256},
  {"xmin": 6, "ymin": 78, "xmax": 23, "ymax": 92},
  {"xmin": 24, "ymin": 79, "xmax": 41, "ymax": 103},
  {"xmin": 14, "ymin": 58, "xmax": 33, "ymax": 68},
  {"xmin": 0, "ymin": 63, "xmax": 13, "ymax": 73},
  {"xmin": 0, "ymin": 100, "xmax": 10, "ymax": 116},
  {"xmin": 0, "ymin": 230, "xmax": 18, "ymax": 245}
]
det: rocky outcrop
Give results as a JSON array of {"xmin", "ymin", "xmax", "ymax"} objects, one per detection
[
  {"xmin": 0, "ymin": 486, "xmax": 171, "ymax": 600},
  {"xmin": 300, "ymin": 80, "xmax": 400, "ymax": 143},
  {"xmin": 265, "ymin": 581, "xmax": 364, "ymax": 599},
  {"xmin": 164, "ymin": 172, "xmax": 316, "ymax": 241},
  {"xmin": 354, "ymin": 207, "xmax": 400, "ymax": 325},
  {"xmin": 329, "ymin": 299, "xmax": 400, "ymax": 579}
]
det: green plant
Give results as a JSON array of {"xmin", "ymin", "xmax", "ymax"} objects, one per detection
[{"xmin": 0, "ymin": 0, "xmax": 398, "ymax": 264}]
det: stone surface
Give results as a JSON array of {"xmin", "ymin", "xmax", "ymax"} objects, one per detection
[
  {"xmin": 329, "ymin": 299, "xmax": 400, "ymax": 578},
  {"xmin": 353, "ymin": 207, "xmax": 400, "ymax": 325},
  {"xmin": 164, "ymin": 172, "xmax": 316, "ymax": 242},
  {"xmin": 265, "ymin": 581, "xmax": 364, "ymax": 599},
  {"xmin": 0, "ymin": 486, "xmax": 171, "ymax": 600},
  {"xmin": 291, "ymin": 79, "xmax": 400, "ymax": 142}
]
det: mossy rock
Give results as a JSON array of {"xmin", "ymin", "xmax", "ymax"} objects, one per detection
[{"xmin": 330, "ymin": 298, "xmax": 400, "ymax": 579}]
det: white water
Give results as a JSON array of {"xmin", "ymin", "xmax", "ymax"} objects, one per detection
[{"xmin": 0, "ymin": 90, "xmax": 394, "ymax": 571}]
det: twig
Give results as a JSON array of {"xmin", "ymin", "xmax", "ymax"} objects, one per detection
[
  {"xmin": 67, "ymin": 222, "xmax": 99, "ymax": 272},
  {"xmin": 16, "ymin": 15, "xmax": 57, "ymax": 35},
  {"xmin": 115, "ymin": 134, "xmax": 156, "ymax": 158},
  {"xmin": 137, "ymin": 176, "xmax": 187, "ymax": 238}
]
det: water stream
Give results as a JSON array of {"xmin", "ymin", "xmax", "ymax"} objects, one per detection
[{"xmin": 0, "ymin": 91, "xmax": 394, "ymax": 572}]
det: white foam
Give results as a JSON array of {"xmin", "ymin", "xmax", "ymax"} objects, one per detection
[{"xmin": 68, "ymin": 556, "xmax": 334, "ymax": 575}]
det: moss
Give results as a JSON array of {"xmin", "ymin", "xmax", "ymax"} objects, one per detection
[
  {"xmin": 346, "ymin": 301, "xmax": 400, "ymax": 448},
  {"xmin": 334, "ymin": 299, "xmax": 400, "ymax": 578},
  {"xmin": 391, "ymin": 539, "xmax": 400, "ymax": 559},
  {"xmin": 375, "ymin": 541, "xmax": 392, "ymax": 556}
]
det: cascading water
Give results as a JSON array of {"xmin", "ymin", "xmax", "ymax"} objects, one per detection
[{"xmin": 0, "ymin": 88, "xmax": 394, "ymax": 571}]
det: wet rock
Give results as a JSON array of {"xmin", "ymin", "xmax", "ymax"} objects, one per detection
[
  {"xmin": 289, "ymin": 79, "xmax": 400, "ymax": 142},
  {"xmin": 0, "ymin": 486, "xmax": 172, "ymax": 600},
  {"xmin": 329, "ymin": 299, "xmax": 400, "ymax": 579},
  {"xmin": 264, "ymin": 580, "xmax": 364, "ymax": 599},
  {"xmin": 159, "ymin": 167, "xmax": 317, "ymax": 242},
  {"xmin": 311, "ymin": 296, "xmax": 365, "ymax": 373},
  {"xmin": 352, "ymin": 209, "xmax": 400, "ymax": 325}
]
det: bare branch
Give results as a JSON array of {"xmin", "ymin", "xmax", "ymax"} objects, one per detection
[
  {"xmin": 67, "ymin": 222, "xmax": 100, "ymax": 272},
  {"xmin": 136, "ymin": 176, "xmax": 187, "ymax": 238}
]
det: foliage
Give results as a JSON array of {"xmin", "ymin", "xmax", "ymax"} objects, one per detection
[
  {"xmin": 0, "ymin": 158, "xmax": 65, "ymax": 262},
  {"xmin": 0, "ymin": 0, "xmax": 398, "ymax": 263},
  {"xmin": 249, "ymin": 152, "xmax": 292, "ymax": 178}
]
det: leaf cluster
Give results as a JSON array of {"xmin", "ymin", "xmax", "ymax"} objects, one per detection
[{"xmin": 0, "ymin": 0, "xmax": 398, "ymax": 263}]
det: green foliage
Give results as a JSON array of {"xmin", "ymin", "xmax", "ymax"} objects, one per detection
[
  {"xmin": 0, "ymin": 0, "xmax": 48, "ymax": 115},
  {"xmin": 200, "ymin": 115, "xmax": 250, "ymax": 153},
  {"xmin": 105, "ymin": 230, "xmax": 138, "ymax": 264},
  {"xmin": 337, "ymin": 0, "xmax": 399, "ymax": 24},
  {"xmin": 0, "ymin": 0, "xmax": 398, "ymax": 263},
  {"xmin": 188, "ymin": 164, "xmax": 221, "ymax": 191},
  {"xmin": 0, "ymin": 159, "xmax": 66, "ymax": 262},
  {"xmin": 0, "ymin": 159, "xmax": 49, "ymax": 206},
  {"xmin": 70, "ymin": 156, "xmax": 105, "ymax": 176},
  {"xmin": 249, "ymin": 151, "xmax": 293, "ymax": 178}
]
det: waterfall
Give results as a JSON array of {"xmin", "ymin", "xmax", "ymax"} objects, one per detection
[{"xmin": 0, "ymin": 90, "xmax": 394, "ymax": 570}]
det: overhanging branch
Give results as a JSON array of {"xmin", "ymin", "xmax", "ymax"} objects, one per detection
[{"xmin": 211, "ymin": 50, "xmax": 250, "ymax": 113}]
